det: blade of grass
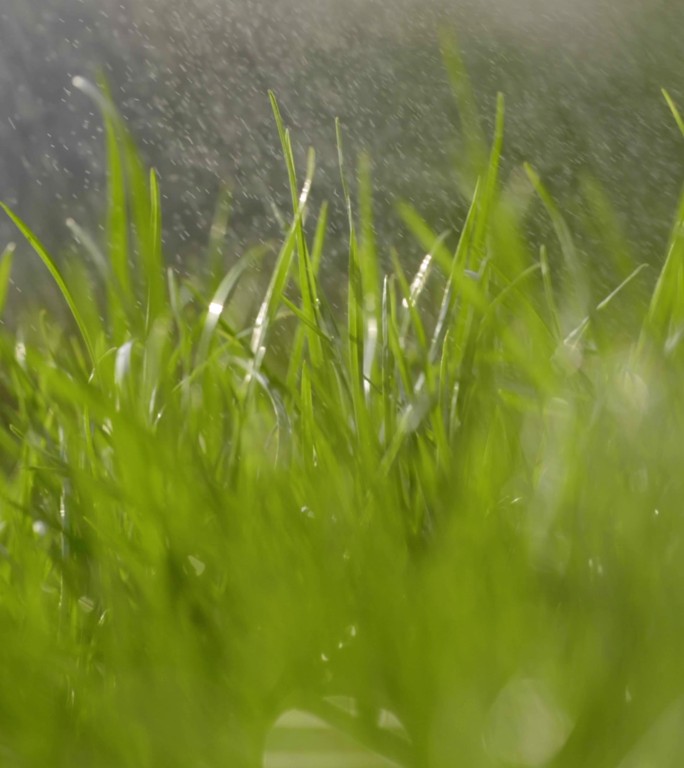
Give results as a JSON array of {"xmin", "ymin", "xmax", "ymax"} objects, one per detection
[
  {"xmin": 440, "ymin": 28, "xmax": 488, "ymax": 195},
  {"xmin": 663, "ymin": 89, "xmax": 684, "ymax": 139},
  {"xmin": 73, "ymin": 77, "xmax": 132, "ymax": 337},
  {"xmin": 248, "ymin": 163, "xmax": 312, "ymax": 395},
  {"xmin": 391, "ymin": 248, "xmax": 432, "ymax": 354},
  {"xmin": 0, "ymin": 242, "xmax": 15, "ymax": 317},
  {"xmin": 119, "ymin": 128, "xmax": 165, "ymax": 326},
  {"xmin": 640, "ymin": 179, "xmax": 684, "ymax": 350},
  {"xmin": 380, "ymin": 275, "xmax": 397, "ymax": 447},
  {"xmin": 197, "ymin": 248, "xmax": 264, "ymax": 365},
  {"xmin": 299, "ymin": 361, "xmax": 316, "ymax": 468},
  {"xmin": 525, "ymin": 163, "xmax": 589, "ymax": 320},
  {"xmin": 539, "ymin": 243, "xmax": 562, "ymax": 340},
  {"xmin": 579, "ymin": 173, "xmax": 636, "ymax": 280},
  {"xmin": 337, "ymin": 118, "xmax": 374, "ymax": 456},
  {"xmin": 471, "ymin": 92, "xmax": 505, "ymax": 273},
  {"xmin": 65, "ymin": 217, "xmax": 110, "ymax": 282},
  {"xmin": 428, "ymin": 188, "xmax": 481, "ymax": 367},
  {"xmin": 358, "ymin": 153, "xmax": 381, "ymax": 398},
  {"xmin": 0, "ymin": 204, "xmax": 94, "ymax": 366},
  {"xmin": 206, "ymin": 185, "xmax": 232, "ymax": 279},
  {"xmin": 270, "ymin": 91, "xmax": 324, "ymax": 381},
  {"xmin": 145, "ymin": 168, "xmax": 165, "ymax": 323}
]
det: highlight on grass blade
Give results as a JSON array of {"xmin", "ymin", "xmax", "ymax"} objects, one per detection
[{"xmin": 197, "ymin": 249, "xmax": 261, "ymax": 364}]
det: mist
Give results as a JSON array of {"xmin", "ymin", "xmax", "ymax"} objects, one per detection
[{"xmin": 1, "ymin": 0, "xmax": 682, "ymax": 288}]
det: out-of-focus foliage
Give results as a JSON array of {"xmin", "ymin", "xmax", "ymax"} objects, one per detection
[{"xmin": 2, "ymin": 72, "xmax": 684, "ymax": 767}]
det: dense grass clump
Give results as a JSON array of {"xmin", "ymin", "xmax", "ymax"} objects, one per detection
[{"xmin": 2, "ymin": 65, "xmax": 684, "ymax": 768}]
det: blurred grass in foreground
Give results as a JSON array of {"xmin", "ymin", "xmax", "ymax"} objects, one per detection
[{"xmin": 2, "ymin": 54, "xmax": 684, "ymax": 768}]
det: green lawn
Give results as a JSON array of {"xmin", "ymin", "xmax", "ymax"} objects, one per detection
[{"xmin": 2, "ymin": 58, "xmax": 684, "ymax": 767}]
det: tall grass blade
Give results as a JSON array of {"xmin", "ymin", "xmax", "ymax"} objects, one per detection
[
  {"xmin": 471, "ymin": 92, "xmax": 505, "ymax": 272},
  {"xmin": 663, "ymin": 89, "xmax": 684, "ymax": 139},
  {"xmin": 640, "ymin": 179, "xmax": 684, "ymax": 350},
  {"xmin": 399, "ymin": 202, "xmax": 487, "ymax": 315},
  {"xmin": 428, "ymin": 184, "xmax": 482, "ymax": 368},
  {"xmin": 525, "ymin": 162, "xmax": 589, "ymax": 320},
  {"xmin": 440, "ymin": 28, "xmax": 488, "ymax": 194},
  {"xmin": 65, "ymin": 217, "xmax": 110, "ymax": 281},
  {"xmin": 198, "ymin": 250, "xmax": 261, "ymax": 365},
  {"xmin": 337, "ymin": 118, "xmax": 373, "ymax": 455},
  {"xmin": 0, "ymin": 242, "xmax": 15, "ymax": 317},
  {"xmin": 249, "ymin": 182, "xmax": 309, "ymax": 388},
  {"xmin": 206, "ymin": 186, "xmax": 232, "ymax": 279},
  {"xmin": 357, "ymin": 153, "xmax": 381, "ymax": 400},
  {"xmin": 539, "ymin": 244, "xmax": 562, "ymax": 339},
  {"xmin": 72, "ymin": 76, "xmax": 132, "ymax": 338},
  {"xmin": 270, "ymin": 92, "xmax": 324, "ymax": 380},
  {"xmin": 145, "ymin": 168, "xmax": 165, "ymax": 323},
  {"xmin": 0, "ymin": 204, "xmax": 94, "ymax": 365},
  {"xmin": 119, "ymin": 126, "xmax": 165, "ymax": 326},
  {"xmin": 579, "ymin": 173, "xmax": 635, "ymax": 279}
]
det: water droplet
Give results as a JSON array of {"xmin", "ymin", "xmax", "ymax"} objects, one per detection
[{"xmin": 188, "ymin": 555, "xmax": 205, "ymax": 576}]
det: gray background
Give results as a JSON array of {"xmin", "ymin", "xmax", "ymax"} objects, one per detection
[{"xmin": 1, "ymin": 0, "xmax": 682, "ymax": 300}]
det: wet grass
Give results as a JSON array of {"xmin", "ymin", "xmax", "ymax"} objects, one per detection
[{"xmin": 2, "ymin": 60, "xmax": 684, "ymax": 767}]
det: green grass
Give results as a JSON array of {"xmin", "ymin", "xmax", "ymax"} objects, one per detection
[{"xmin": 2, "ymin": 63, "xmax": 684, "ymax": 768}]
